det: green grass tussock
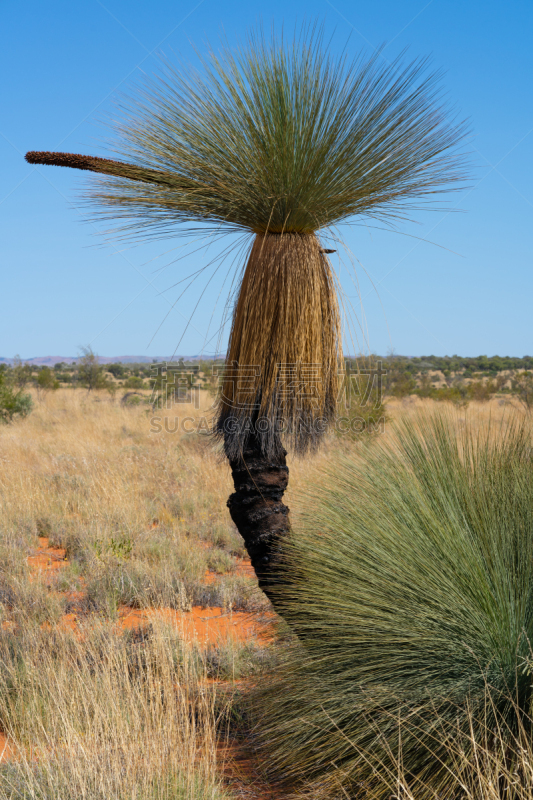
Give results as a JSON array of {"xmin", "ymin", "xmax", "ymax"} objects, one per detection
[{"xmin": 256, "ymin": 411, "xmax": 533, "ymax": 798}]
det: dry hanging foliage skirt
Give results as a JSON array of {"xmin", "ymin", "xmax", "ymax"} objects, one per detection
[{"xmin": 216, "ymin": 232, "xmax": 343, "ymax": 460}]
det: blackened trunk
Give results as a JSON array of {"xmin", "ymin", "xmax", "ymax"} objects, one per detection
[{"xmin": 227, "ymin": 435, "xmax": 290, "ymax": 603}]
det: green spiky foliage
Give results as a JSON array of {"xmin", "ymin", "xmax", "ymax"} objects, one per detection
[
  {"xmin": 77, "ymin": 31, "xmax": 466, "ymax": 236},
  {"xmin": 26, "ymin": 26, "xmax": 468, "ymax": 457},
  {"xmin": 255, "ymin": 412, "xmax": 533, "ymax": 798}
]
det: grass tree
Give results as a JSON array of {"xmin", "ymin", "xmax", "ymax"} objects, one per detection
[{"xmin": 26, "ymin": 27, "xmax": 467, "ymax": 603}]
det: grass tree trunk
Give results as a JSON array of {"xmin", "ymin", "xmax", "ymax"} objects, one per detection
[{"xmin": 227, "ymin": 433, "xmax": 290, "ymax": 601}]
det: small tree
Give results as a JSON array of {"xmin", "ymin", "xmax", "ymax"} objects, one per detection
[
  {"xmin": 511, "ymin": 370, "xmax": 533, "ymax": 412},
  {"xmin": 77, "ymin": 347, "xmax": 111, "ymax": 392},
  {"xmin": 107, "ymin": 363, "xmax": 126, "ymax": 379},
  {"xmin": 36, "ymin": 366, "xmax": 60, "ymax": 393},
  {"xmin": 11, "ymin": 356, "xmax": 33, "ymax": 390},
  {"xmin": 0, "ymin": 365, "xmax": 33, "ymax": 423}
]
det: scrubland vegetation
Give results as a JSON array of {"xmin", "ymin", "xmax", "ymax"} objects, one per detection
[
  {"xmin": 3, "ymin": 352, "xmax": 533, "ymax": 415},
  {"xmin": 0, "ymin": 387, "xmax": 272, "ymax": 798},
  {"xmin": 1, "ymin": 381, "xmax": 533, "ymax": 798}
]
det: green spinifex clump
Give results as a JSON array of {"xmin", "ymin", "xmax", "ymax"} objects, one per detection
[{"xmin": 257, "ymin": 413, "xmax": 533, "ymax": 798}]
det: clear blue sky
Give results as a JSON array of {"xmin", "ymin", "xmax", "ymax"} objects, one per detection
[{"xmin": 2, "ymin": 0, "xmax": 532, "ymax": 359}]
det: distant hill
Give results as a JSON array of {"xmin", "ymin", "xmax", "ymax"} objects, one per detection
[{"xmin": 0, "ymin": 355, "xmax": 218, "ymax": 366}]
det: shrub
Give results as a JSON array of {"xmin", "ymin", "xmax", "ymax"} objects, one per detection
[
  {"xmin": 85, "ymin": 561, "xmax": 191, "ymax": 615},
  {"xmin": 256, "ymin": 412, "xmax": 533, "ymax": 798},
  {"xmin": 411, "ymin": 376, "xmax": 503, "ymax": 407},
  {"xmin": 77, "ymin": 346, "xmax": 112, "ymax": 392},
  {"xmin": 0, "ymin": 366, "xmax": 33, "ymax": 423},
  {"xmin": 122, "ymin": 375, "xmax": 145, "ymax": 389},
  {"xmin": 121, "ymin": 391, "xmax": 144, "ymax": 406},
  {"xmin": 107, "ymin": 363, "xmax": 126, "ymax": 379},
  {"xmin": 336, "ymin": 358, "xmax": 387, "ymax": 441},
  {"xmin": 467, "ymin": 376, "xmax": 503, "ymax": 402},
  {"xmin": 206, "ymin": 639, "xmax": 275, "ymax": 681},
  {"xmin": 36, "ymin": 366, "xmax": 60, "ymax": 391},
  {"xmin": 511, "ymin": 370, "xmax": 533, "ymax": 412}
]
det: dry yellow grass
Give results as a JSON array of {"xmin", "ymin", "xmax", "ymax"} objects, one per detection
[
  {"xmin": 0, "ymin": 388, "xmax": 270, "ymax": 799},
  {"xmin": 0, "ymin": 388, "xmax": 272, "ymax": 618},
  {"xmin": 0, "ymin": 388, "xmax": 521, "ymax": 542},
  {"xmin": 0, "ymin": 617, "xmax": 229, "ymax": 800},
  {"xmin": 0, "ymin": 388, "xmax": 231, "ymax": 546}
]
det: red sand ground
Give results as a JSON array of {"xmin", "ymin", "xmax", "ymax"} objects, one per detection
[
  {"xmin": 27, "ymin": 537, "xmax": 67, "ymax": 578},
  {"xmin": 118, "ymin": 605, "xmax": 274, "ymax": 645},
  {"xmin": 28, "ymin": 537, "xmax": 274, "ymax": 644},
  {"xmin": 0, "ymin": 733, "xmax": 17, "ymax": 764}
]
